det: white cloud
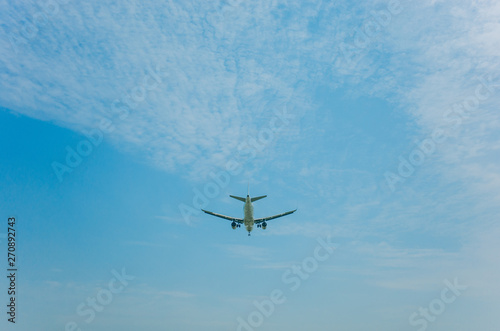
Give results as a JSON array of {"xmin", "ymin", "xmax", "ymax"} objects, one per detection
[
  {"xmin": 1, "ymin": 1, "xmax": 499, "ymax": 188},
  {"xmin": 0, "ymin": 1, "xmax": 313, "ymax": 180}
]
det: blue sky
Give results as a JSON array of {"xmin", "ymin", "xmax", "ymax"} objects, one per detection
[{"xmin": 1, "ymin": 0, "xmax": 500, "ymax": 330}]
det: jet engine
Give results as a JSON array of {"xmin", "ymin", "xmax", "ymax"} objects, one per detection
[
  {"xmin": 231, "ymin": 221, "xmax": 237, "ymax": 229},
  {"xmin": 262, "ymin": 221, "xmax": 267, "ymax": 230}
]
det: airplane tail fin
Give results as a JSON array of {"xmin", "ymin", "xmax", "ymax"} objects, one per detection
[
  {"xmin": 230, "ymin": 195, "xmax": 246, "ymax": 202},
  {"xmin": 251, "ymin": 195, "xmax": 267, "ymax": 202}
]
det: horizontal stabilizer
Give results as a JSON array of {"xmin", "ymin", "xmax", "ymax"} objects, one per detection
[
  {"xmin": 229, "ymin": 195, "xmax": 246, "ymax": 202},
  {"xmin": 251, "ymin": 195, "xmax": 267, "ymax": 202}
]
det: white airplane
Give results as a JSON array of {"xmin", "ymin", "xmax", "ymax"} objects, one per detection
[{"xmin": 201, "ymin": 189, "xmax": 296, "ymax": 236}]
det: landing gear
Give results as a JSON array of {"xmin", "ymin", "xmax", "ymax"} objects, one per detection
[{"xmin": 248, "ymin": 232, "xmax": 251, "ymax": 236}]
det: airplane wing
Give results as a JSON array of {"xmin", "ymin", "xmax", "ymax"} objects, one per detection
[
  {"xmin": 201, "ymin": 209, "xmax": 244, "ymax": 223},
  {"xmin": 254, "ymin": 209, "xmax": 297, "ymax": 224}
]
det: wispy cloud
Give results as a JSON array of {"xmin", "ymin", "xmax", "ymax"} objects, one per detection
[
  {"xmin": 0, "ymin": 1, "xmax": 316, "ymax": 181},
  {"xmin": 1, "ymin": 1, "xmax": 499, "ymax": 187}
]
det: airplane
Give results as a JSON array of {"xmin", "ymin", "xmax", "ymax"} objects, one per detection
[{"xmin": 201, "ymin": 188, "xmax": 296, "ymax": 236}]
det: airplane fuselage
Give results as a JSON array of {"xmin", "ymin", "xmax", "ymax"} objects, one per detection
[{"xmin": 243, "ymin": 195, "xmax": 254, "ymax": 234}]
